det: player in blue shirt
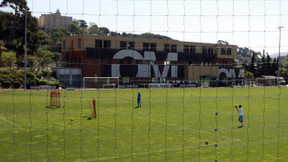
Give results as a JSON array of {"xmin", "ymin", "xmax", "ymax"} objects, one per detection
[
  {"xmin": 137, "ymin": 91, "xmax": 141, "ymax": 108},
  {"xmin": 235, "ymin": 104, "xmax": 244, "ymax": 128}
]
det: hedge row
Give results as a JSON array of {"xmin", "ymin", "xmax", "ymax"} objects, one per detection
[{"xmin": 0, "ymin": 69, "xmax": 48, "ymax": 88}]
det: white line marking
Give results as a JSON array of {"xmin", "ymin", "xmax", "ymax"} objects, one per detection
[{"xmin": 0, "ymin": 117, "xmax": 24, "ymax": 130}]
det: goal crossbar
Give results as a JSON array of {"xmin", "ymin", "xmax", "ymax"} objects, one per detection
[{"xmin": 83, "ymin": 77, "xmax": 120, "ymax": 89}]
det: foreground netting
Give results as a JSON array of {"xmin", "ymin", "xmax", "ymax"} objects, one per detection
[
  {"xmin": 0, "ymin": 86, "xmax": 288, "ymax": 161},
  {"xmin": 1, "ymin": 0, "xmax": 288, "ymax": 161}
]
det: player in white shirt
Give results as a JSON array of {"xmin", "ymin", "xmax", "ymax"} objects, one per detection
[{"xmin": 235, "ymin": 104, "xmax": 244, "ymax": 128}]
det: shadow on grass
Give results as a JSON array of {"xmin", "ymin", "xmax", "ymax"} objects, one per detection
[
  {"xmin": 82, "ymin": 115, "xmax": 95, "ymax": 120},
  {"xmin": 46, "ymin": 106, "xmax": 61, "ymax": 109}
]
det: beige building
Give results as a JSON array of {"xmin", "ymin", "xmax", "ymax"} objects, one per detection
[
  {"xmin": 58, "ymin": 34, "xmax": 242, "ymax": 87},
  {"xmin": 39, "ymin": 9, "xmax": 72, "ymax": 29},
  {"xmin": 62, "ymin": 34, "xmax": 237, "ymax": 65}
]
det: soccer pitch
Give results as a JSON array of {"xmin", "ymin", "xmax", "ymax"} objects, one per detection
[{"xmin": 0, "ymin": 87, "xmax": 288, "ymax": 161}]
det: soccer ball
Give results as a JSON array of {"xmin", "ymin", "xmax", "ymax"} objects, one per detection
[
  {"xmin": 205, "ymin": 140, "xmax": 209, "ymax": 145},
  {"xmin": 235, "ymin": 104, "xmax": 238, "ymax": 108},
  {"xmin": 70, "ymin": 118, "xmax": 74, "ymax": 122}
]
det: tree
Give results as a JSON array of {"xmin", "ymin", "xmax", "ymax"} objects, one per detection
[
  {"xmin": 217, "ymin": 40, "xmax": 229, "ymax": 45},
  {"xmin": 69, "ymin": 22, "xmax": 82, "ymax": 34},
  {"xmin": 43, "ymin": 27, "xmax": 70, "ymax": 52},
  {"xmin": 272, "ymin": 57, "xmax": 278, "ymax": 76},
  {"xmin": 88, "ymin": 24, "xmax": 99, "ymax": 34},
  {"xmin": 259, "ymin": 54, "xmax": 266, "ymax": 75},
  {"xmin": 77, "ymin": 20, "xmax": 88, "ymax": 28},
  {"xmin": 98, "ymin": 27, "xmax": 110, "ymax": 35},
  {"xmin": 237, "ymin": 47, "xmax": 261, "ymax": 64},
  {"xmin": 110, "ymin": 31, "xmax": 121, "ymax": 36},
  {"xmin": 0, "ymin": 1, "xmax": 44, "ymax": 67},
  {"xmin": 1, "ymin": 51, "xmax": 16, "ymax": 68},
  {"xmin": 249, "ymin": 52, "xmax": 256, "ymax": 74},
  {"xmin": 0, "ymin": 0, "xmax": 29, "ymax": 14}
]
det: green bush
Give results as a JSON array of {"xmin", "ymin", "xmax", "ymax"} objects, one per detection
[
  {"xmin": 16, "ymin": 78, "xmax": 24, "ymax": 83},
  {"xmin": 0, "ymin": 68, "xmax": 10, "ymax": 75},
  {"xmin": 34, "ymin": 78, "xmax": 40, "ymax": 84},
  {"xmin": 29, "ymin": 79, "xmax": 37, "ymax": 85},
  {"xmin": 2, "ymin": 81, "xmax": 11, "ymax": 88},
  {"xmin": 26, "ymin": 72, "xmax": 35, "ymax": 79},
  {"xmin": 13, "ymin": 81, "xmax": 21, "ymax": 88},
  {"xmin": 0, "ymin": 76, "xmax": 5, "ymax": 84},
  {"xmin": 41, "ymin": 70, "xmax": 50, "ymax": 77},
  {"xmin": 38, "ymin": 80, "xmax": 47, "ymax": 85}
]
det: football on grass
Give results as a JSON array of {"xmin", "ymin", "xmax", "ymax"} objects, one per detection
[
  {"xmin": 70, "ymin": 118, "xmax": 74, "ymax": 122},
  {"xmin": 205, "ymin": 140, "xmax": 209, "ymax": 145}
]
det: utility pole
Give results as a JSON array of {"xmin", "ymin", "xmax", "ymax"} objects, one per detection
[{"xmin": 24, "ymin": 12, "xmax": 27, "ymax": 90}]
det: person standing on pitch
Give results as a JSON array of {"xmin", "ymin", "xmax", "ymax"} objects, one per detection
[
  {"xmin": 235, "ymin": 104, "xmax": 244, "ymax": 128},
  {"xmin": 137, "ymin": 91, "xmax": 141, "ymax": 108}
]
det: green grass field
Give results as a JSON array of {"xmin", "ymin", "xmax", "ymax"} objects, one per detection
[{"xmin": 1, "ymin": 87, "xmax": 288, "ymax": 161}]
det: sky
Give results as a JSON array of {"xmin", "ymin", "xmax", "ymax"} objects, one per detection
[{"xmin": 1, "ymin": 0, "xmax": 288, "ymax": 55}]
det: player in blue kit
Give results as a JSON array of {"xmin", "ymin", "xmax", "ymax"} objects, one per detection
[
  {"xmin": 137, "ymin": 91, "xmax": 141, "ymax": 108},
  {"xmin": 235, "ymin": 104, "xmax": 244, "ymax": 128}
]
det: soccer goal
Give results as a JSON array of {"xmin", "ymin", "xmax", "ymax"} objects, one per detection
[
  {"xmin": 255, "ymin": 78, "xmax": 276, "ymax": 86},
  {"xmin": 83, "ymin": 77, "xmax": 120, "ymax": 89}
]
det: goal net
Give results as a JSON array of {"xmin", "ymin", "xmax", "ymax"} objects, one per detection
[
  {"xmin": 83, "ymin": 77, "xmax": 119, "ymax": 89},
  {"xmin": 255, "ymin": 78, "xmax": 276, "ymax": 86}
]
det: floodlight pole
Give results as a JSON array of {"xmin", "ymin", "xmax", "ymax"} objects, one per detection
[
  {"xmin": 277, "ymin": 26, "xmax": 284, "ymax": 87},
  {"xmin": 24, "ymin": 11, "xmax": 28, "ymax": 91}
]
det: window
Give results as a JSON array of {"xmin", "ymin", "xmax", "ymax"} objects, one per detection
[
  {"xmin": 95, "ymin": 39, "xmax": 102, "ymax": 48},
  {"xmin": 120, "ymin": 41, "xmax": 135, "ymax": 49},
  {"xmin": 171, "ymin": 44, "xmax": 177, "ymax": 52},
  {"xmin": 227, "ymin": 48, "xmax": 232, "ymax": 55},
  {"xmin": 191, "ymin": 46, "xmax": 196, "ymax": 53},
  {"xmin": 208, "ymin": 47, "xmax": 213, "ymax": 54},
  {"xmin": 150, "ymin": 43, "xmax": 156, "ymax": 51},
  {"xmin": 202, "ymin": 46, "xmax": 213, "ymax": 54},
  {"xmin": 164, "ymin": 44, "xmax": 170, "ymax": 52},
  {"xmin": 120, "ymin": 41, "xmax": 127, "ymax": 49},
  {"xmin": 221, "ymin": 48, "xmax": 232, "ymax": 55},
  {"xmin": 128, "ymin": 42, "xmax": 135, "ymax": 49},
  {"xmin": 221, "ymin": 48, "xmax": 226, "ymax": 55},
  {"xmin": 164, "ymin": 44, "xmax": 177, "ymax": 52},
  {"xmin": 103, "ymin": 40, "xmax": 111, "ymax": 49},
  {"xmin": 95, "ymin": 39, "xmax": 111, "ymax": 49},
  {"xmin": 143, "ymin": 43, "xmax": 149, "ymax": 51},
  {"xmin": 77, "ymin": 39, "xmax": 81, "ymax": 48},
  {"xmin": 143, "ymin": 42, "xmax": 157, "ymax": 51},
  {"xmin": 184, "ymin": 45, "xmax": 196, "ymax": 53},
  {"xmin": 184, "ymin": 45, "xmax": 189, "ymax": 53}
]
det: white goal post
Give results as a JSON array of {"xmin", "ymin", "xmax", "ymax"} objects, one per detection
[{"xmin": 83, "ymin": 77, "xmax": 120, "ymax": 89}]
